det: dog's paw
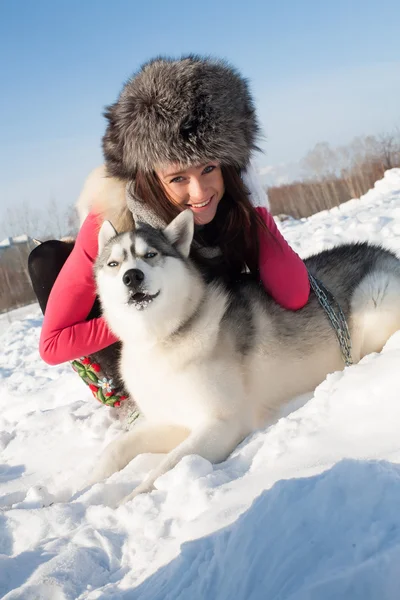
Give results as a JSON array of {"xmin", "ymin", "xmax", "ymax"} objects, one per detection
[
  {"xmin": 118, "ymin": 480, "xmax": 155, "ymax": 505},
  {"xmin": 85, "ymin": 457, "xmax": 121, "ymax": 489}
]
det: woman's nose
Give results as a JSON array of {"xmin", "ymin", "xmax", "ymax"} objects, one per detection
[{"xmin": 188, "ymin": 177, "xmax": 207, "ymax": 201}]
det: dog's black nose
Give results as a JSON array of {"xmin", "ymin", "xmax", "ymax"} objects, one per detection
[{"xmin": 123, "ymin": 269, "xmax": 144, "ymax": 288}]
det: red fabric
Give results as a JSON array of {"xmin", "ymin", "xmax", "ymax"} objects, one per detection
[
  {"xmin": 39, "ymin": 213, "xmax": 118, "ymax": 365},
  {"xmin": 40, "ymin": 207, "xmax": 309, "ymax": 366},
  {"xmin": 256, "ymin": 207, "xmax": 310, "ymax": 310}
]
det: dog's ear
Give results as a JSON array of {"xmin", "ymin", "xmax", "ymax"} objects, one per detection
[
  {"xmin": 164, "ymin": 210, "xmax": 194, "ymax": 258},
  {"xmin": 98, "ymin": 220, "xmax": 118, "ymax": 254}
]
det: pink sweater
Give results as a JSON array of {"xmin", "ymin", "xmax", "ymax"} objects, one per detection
[{"xmin": 39, "ymin": 208, "xmax": 309, "ymax": 365}]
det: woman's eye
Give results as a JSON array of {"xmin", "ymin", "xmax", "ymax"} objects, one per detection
[
  {"xmin": 203, "ymin": 165, "xmax": 216, "ymax": 174},
  {"xmin": 107, "ymin": 261, "xmax": 119, "ymax": 267},
  {"xmin": 170, "ymin": 176, "xmax": 184, "ymax": 184},
  {"xmin": 144, "ymin": 251, "xmax": 157, "ymax": 259}
]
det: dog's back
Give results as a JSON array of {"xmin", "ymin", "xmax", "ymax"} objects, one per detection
[{"xmin": 229, "ymin": 243, "xmax": 400, "ymax": 424}]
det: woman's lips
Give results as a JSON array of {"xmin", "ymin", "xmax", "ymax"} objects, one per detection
[{"xmin": 187, "ymin": 196, "xmax": 213, "ymax": 210}]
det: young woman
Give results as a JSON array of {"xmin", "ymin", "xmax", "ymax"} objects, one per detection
[{"xmin": 33, "ymin": 55, "xmax": 310, "ymax": 408}]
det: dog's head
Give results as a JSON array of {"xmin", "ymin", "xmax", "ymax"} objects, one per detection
[{"xmin": 95, "ymin": 210, "xmax": 202, "ymax": 337}]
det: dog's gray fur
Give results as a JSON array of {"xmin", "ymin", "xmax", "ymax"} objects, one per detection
[
  {"xmin": 102, "ymin": 55, "xmax": 261, "ymax": 179},
  {"xmin": 89, "ymin": 211, "xmax": 400, "ymax": 503}
]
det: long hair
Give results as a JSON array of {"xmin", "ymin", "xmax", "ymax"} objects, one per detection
[{"xmin": 132, "ymin": 165, "xmax": 273, "ymax": 281}]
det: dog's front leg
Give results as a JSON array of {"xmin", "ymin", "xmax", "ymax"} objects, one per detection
[
  {"xmin": 120, "ymin": 418, "xmax": 247, "ymax": 503},
  {"xmin": 86, "ymin": 422, "xmax": 190, "ymax": 488}
]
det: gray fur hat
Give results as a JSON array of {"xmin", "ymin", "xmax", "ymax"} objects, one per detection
[{"xmin": 102, "ymin": 55, "xmax": 262, "ymax": 179}]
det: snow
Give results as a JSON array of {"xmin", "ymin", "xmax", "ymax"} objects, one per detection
[
  {"xmin": 0, "ymin": 303, "xmax": 39, "ymax": 336},
  {"xmin": 0, "ymin": 234, "xmax": 30, "ymax": 248},
  {"xmin": 1, "ymin": 169, "xmax": 400, "ymax": 599}
]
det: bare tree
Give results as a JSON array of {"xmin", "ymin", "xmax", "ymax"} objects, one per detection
[
  {"xmin": 300, "ymin": 142, "xmax": 338, "ymax": 180},
  {"xmin": 65, "ymin": 204, "xmax": 79, "ymax": 238},
  {"xmin": 373, "ymin": 132, "xmax": 400, "ymax": 169},
  {"xmin": 2, "ymin": 202, "xmax": 42, "ymax": 239},
  {"xmin": 43, "ymin": 197, "xmax": 66, "ymax": 239}
]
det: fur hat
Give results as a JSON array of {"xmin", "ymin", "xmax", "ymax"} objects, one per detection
[{"xmin": 103, "ymin": 55, "xmax": 262, "ymax": 179}]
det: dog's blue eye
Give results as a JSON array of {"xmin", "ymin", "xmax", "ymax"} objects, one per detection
[
  {"xmin": 144, "ymin": 252, "xmax": 157, "ymax": 259},
  {"xmin": 107, "ymin": 261, "xmax": 118, "ymax": 267}
]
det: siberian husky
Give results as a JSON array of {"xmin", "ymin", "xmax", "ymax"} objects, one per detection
[{"xmin": 89, "ymin": 210, "xmax": 400, "ymax": 502}]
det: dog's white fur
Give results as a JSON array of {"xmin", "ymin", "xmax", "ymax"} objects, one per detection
[{"xmin": 88, "ymin": 211, "xmax": 400, "ymax": 503}]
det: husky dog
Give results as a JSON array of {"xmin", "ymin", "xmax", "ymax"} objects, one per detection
[{"xmin": 90, "ymin": 210, "xmax": 400, "ymax": 502}]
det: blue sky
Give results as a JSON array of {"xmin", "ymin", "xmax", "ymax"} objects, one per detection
[{"xmin": 0, "ymin": 0, "xmax": 399, "ymax": 234}]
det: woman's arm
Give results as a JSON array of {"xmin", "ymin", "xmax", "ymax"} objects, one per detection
[
  {"xmin": 39, "ymin": 212, "xmax": 118, "ymax": 365},
  {"xmin": 256, "ymin": 207, "xmax": 310, "ymax": 310}
]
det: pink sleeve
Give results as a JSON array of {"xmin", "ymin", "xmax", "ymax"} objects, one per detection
[
  {"xmin": 256, "ymin": 207, "xmax": 310, "ymax": 310},
  {"xmin": 39, "ymin": 212, "xmax": 119, "ymax": 365}
]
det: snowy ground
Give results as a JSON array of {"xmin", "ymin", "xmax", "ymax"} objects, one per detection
[
  {"xmin": 0, "ymin": 304, "xmax": 39, "ymax": 337},
  {"xmin": 1, "ymin": 169, "xmax": 400, "ymax": 599}
]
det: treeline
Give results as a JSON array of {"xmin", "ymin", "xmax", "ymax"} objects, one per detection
[
  {"xmin": 0, "ymin": 240, "xmax": 37, "ymax": 314},
  {"xmin": 268, "ymin": 131, "xmax": 400, "ymax": 218},
  {"xmin": 1, "ymin": 198, "xmax": 79, "ymax": 241},
  {"xmin": 0, "ymin": 201, "xmax": 79, "ymax": 314}
]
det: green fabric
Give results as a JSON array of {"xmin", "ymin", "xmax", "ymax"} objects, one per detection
[{"xmin": 71, "ymin": 356, "xmax": 129, "ymax": 408}]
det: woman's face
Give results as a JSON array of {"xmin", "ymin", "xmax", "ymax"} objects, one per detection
[{"xmin": 156, "ymin": 162, "xmax": 225, "ymax": 225}]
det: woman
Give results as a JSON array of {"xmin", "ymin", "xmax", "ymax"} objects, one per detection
[{"xmin": 33, "ymin": 55, "xmax": 310, "ymax": 408}]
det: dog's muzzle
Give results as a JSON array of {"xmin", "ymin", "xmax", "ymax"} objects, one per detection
[{"xmin": 123, "ymin": 268, "xmax": 159, "ymax": 310}]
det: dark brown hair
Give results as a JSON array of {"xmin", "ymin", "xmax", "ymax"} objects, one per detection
[{"xmin": 133, "ymin": 165, "xmax": 273, "ymax": 282}]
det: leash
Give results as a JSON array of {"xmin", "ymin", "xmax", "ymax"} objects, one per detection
[{"xmin": 308, "ymin": 272, "xmax": 353, "ymax": 367}]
